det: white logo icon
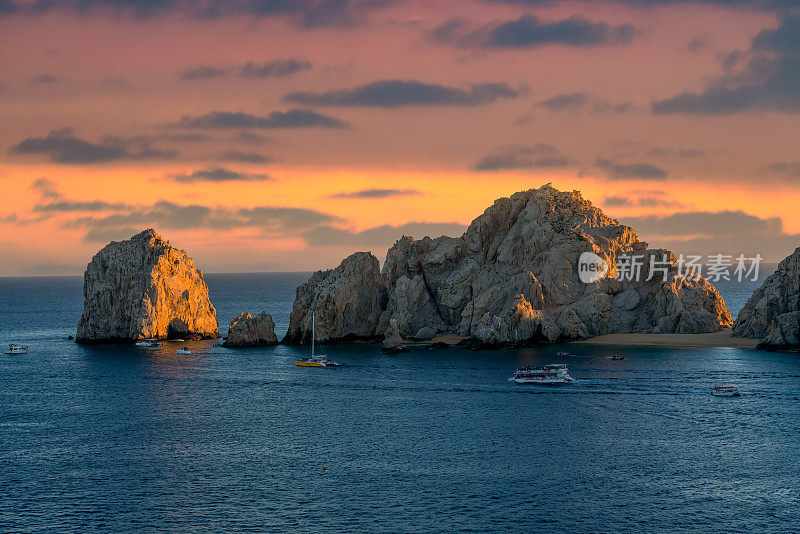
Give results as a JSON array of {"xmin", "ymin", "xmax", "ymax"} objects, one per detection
[{"xmin": 577, "ymin": 252, "xmax": 608, "ymax": 283}]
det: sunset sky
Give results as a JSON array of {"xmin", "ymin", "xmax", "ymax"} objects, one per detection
[{"xmin": 2, "ymin": 0, "xmax": 800, "ymax": 275}]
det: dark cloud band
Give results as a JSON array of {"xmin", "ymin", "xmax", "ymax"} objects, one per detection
[
  {"xmin": 166, "ymin": 167, "xmax": 273, "ymax": 183},
  {"xmin": 175, "ymin": 110, "xmax": 349, "ymax": 129},
  {"xmin": 283, "ymin": 80, "xmax": 519, "ymax": 108},
  {"xmin": 473, "ymin": 144, "xmax": 573, "ymax": 171},
  {"xmin": 431, "ymin": 15, "xmax": 637, "ymax": 49},
  {"xmin": 10, "ymin": 128, "xmax": 178, "ymax": 164},
  {"xmin": 328, "ymin": 189, "xmax": 421, "ymax": 199},
  {"xmin": 596, "ymin": 158, "xmax": 668, "ymax": 180}
]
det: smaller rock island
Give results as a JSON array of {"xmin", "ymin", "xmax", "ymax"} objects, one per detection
[
  {"xmin": 223, "ymin": 312, "xmax": 278, "ymax": 347},
  {"xmin": 76, "ymin": 229, "xmax": 219, "ymax": 343}
]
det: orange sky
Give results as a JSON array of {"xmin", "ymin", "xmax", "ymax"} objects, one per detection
[{"xmin": 1, "ymin": 1, "xmax": 799, "ymax": 275}]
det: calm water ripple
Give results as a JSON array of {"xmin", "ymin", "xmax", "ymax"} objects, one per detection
[{"xmin": 1, "ymin": 272, "xmax": 799, "ymax": 532}]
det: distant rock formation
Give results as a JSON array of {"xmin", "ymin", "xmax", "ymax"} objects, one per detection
[
  {"xmin": 223, "ymin": 311, "xmax": 278, "ymax": 347},
  {"xmin": 284, "ymin": 251, "xmax": 388, "ymax": 343},
  {"xmin": 285, "ymin": 185, "xmax": 732, "ymax": 347},
  {"xmin": 381, "ymin": 318, "xmax": 409, "ymax": 353},
  {"xmin": 734, "ymin": 246, "xmax": 800, "ymax": 349},
  {"xmin": 76, "ymin": 229, "xmax": 219, "ymax": 342}
]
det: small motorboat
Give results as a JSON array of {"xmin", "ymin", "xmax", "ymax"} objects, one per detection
[
  {"xmin": 556, "ymin": 351, "xmax": 570, "ymax": 356},
  {"xmin": 135, "ymin": 339, "xmax": 162, "ymax": 348},
  {"xmin": 712, "ymin": 386, "xmax": 740, "ymax": 397},
  {"xmin": 606, "ymin": 355, "xmax": 624, "ymax": 360},
  {"xmin": 5, "ymin": 343, "xmax": 28, "ymax": 355},
  {"xmin": 176, "ymin": 347, "xmax": 192, "ymax": 355}
]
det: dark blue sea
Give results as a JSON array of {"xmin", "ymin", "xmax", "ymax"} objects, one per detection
[{"xmin": 1, "ymin": 269, "xmax": 799, "ymax": 533}]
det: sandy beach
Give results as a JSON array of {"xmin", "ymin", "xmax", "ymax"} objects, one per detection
[
  {"xmin": 426, "ymin": 330, "xmax": 760, "ymax": 349},
  {"xmin": 571, "ymin": 329, "xmax": 759, "ymax": 349}
]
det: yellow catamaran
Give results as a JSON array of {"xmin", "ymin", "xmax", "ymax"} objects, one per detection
[{"xmin": 294, "ymin": 311, "xmax": 339, "ymax": 367}]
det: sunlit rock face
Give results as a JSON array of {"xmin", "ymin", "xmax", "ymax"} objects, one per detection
[
  {"xmin": 284, "ymin": 251, "xmax": 388, "ymax": 344},
  {"xmin": 286, "ymin": 185, "xmax": 732, "ymax": 347},
  {"xmin": 76, "ymin": 229, "xmax": 219, "ymax": 342},
  {"xmin": 223, "ymin": 311, "xmax": 277, "ymax": 348},
  {"xmin": 734, "ymin": 246, "xmax": 800, "ymax": 349}
]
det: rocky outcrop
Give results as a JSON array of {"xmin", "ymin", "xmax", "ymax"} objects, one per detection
[
  {"xmin": 286, "ymin": 185, "xmax": 732, "ymax": 346},
  {"xmin": 284, "ymin": 251, "xmax": 388, "ymax": 343},
  {"xmin": 381, "ymin": 318, "xmax": 409, "ymax": 353},
  {"xmin": 223, "ymin": 311, "xmax": 278, "ymax": 347},
  {"xmin": 734, "ymin": 245, "xmax": 800, "ymax": 349},
  {"xmin": 758, "ymin": 312, "xmax": 800, "ymax": 350},
  {"xmin": 76, "ymin": 229, "xmax": 219, "ymax": 342}
]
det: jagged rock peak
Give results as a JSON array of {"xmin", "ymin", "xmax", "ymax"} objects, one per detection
[
  {"xmin": 223, "ymin": 311, "xmax": 278, "ymax": 348},
  {"xmin": 734, "ymin": 245, "xmax": 800, "ymax": 349},
  {"xmin": 76, "ymin": 228, "xmax": 219, "ymax": 342}
]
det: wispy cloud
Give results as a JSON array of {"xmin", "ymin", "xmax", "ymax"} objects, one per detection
[
  {"xmin": 166, "ymin": 167, "xmax": 273, "ymax": 183},
  {"xmin": 328, "ymin": 188, "xmax": 421, "ymax": 199},
  {"xmin": 217, "ymin": 151, "xmax": 273, "ymax": 163},
  {"xmin": 621, "ymin": 209, "xmax": 799, "ymax": 261},
  {"xmin": 174, "ymin": 110, "xmax": 349, "ymax": 129},
  {"xmin": 180, "ymin": 59, "xmax": 311, "ymax": 81},
  {"xmin": 31, "ymin": 177, "xmax": 60, "ymax": 199},
  {"xmin": 0, "ymin": 0, "xmax": 394, "ymax": 28},
  {"xmin": 10, "ymin": 128, "xmax": 178, "ymax": 164},
  {"xmin": 180, "ymin": 64, "xmax": 230, "ymax": 80},
  {"xmin": 539, "ymin": 92, "xmax": 633, "ymax": 113},
  {"xmin": 595, "ymin": 158, "xmax": 668, "ymax": 180},
  {"xmin": 19, "ymin": 178, "xmax": 344, "ymax": 242},
  {"xmin": 302, "ymin": 222, "xmax": 466, "ymax": 248},
  {"xmin": 603, "ymin": 191, "xmax": 682, "ymax": 208},
  {"xmin": 35, "ymin": 200, "xmax": 130, "ymax": 212},
  {"xmin": 473, "ymin": 144, "xmax": 573, "ymax": 171},
  {"xmin": 481, "ymin": 0, "xmax": 791, "ymax": 10},
  {"xmin": 240, "ymin": 59, "xmax": 311, "ymax": 78},
  {"xmin": 61, "ymin": 202, "xmax": 345, "ymax": 243},
  {"xmin": 30, "ymin": 73, "xmax": 59, "ymax": 84},
  {"xmin": 284, "ymin": 79, "xmax": 519, "ymax": 108},
  {"xmin": 760, "ymin": 162, "xmax": 800, "ymax": 176},
  {"xmin": 430, "ymin": 15, "xmax": 637, "ymax": 49},
  {"xmin": 646, "ymin": 147, "xmax": 706, "ymax": 158}
]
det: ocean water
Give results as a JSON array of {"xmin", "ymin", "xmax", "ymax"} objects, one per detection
[{"xmin": 1, "ymin": 270, "xmax": 799, "ymax": 532}]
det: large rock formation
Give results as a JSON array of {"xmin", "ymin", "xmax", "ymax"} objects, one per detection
[
  {"xmin": 284, "ymin": 251, "xmax": 388, "ymax": 343},
  {"xmin": 223, "ymin": 311, "xmax": 278, "ymax": 347},
  {"xmin": 76, "ymin": 229, "xmax": 219, "ymax": 342},
  {"xmin": 734, "ymin": 246, "xmax": 800, "ymax": 349},
  {"xmin": 285, "ymin": 185, "xmax": 732, "ymax": 346}
]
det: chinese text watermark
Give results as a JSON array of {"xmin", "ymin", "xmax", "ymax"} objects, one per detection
[{"xmin": 579, "ymin": 253, "xmax": 762, "ymax": 283}]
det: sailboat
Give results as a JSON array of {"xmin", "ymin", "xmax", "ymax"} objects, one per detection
[{"xmin": 294, "ymin": 311, "xmax": 339, "ymax": 367}]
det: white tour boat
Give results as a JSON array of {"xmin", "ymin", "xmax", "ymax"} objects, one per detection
[
  {"xmin": 5, "ymin": 343, "xmax": 28, "ymax": 354},
  {"xmin": 712, "ymin": 386, "xmax": 741, "ymax": 397},
  {"xmin": 510, "ymin": 363, "xmax": 574, "ymax": 384},
  {"xmin": 295, "ymin": 312, "xmax": 339, "ymax": 367}
]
